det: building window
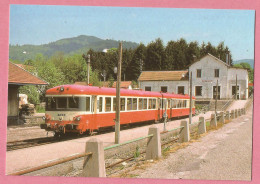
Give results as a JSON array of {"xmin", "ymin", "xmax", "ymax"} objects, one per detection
[
  {"xmin": 177, "ymin": 86, "xmax": 185, "ymax": 94},
  {"xmin": 197, "ymin": 69, "xmax": 201, "ymax": 78},
  {"xmin": 161, "ymin": 86, "xmax": 168, "ymax": 93},
  {"xmin": 215, "ymin": 69, "xmax": 219, "ymax": 78},
  {"xmin": 195, "ymin": 86, "xmax": 202, "ymax": 96},
  {"xmin": 145, "ymin": 86, "xmax": 151, "ymax": 91}
]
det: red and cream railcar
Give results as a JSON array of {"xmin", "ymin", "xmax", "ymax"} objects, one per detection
[{"xmin": 41, "ymin": 85, "xmax": 195, "ymax": 135}]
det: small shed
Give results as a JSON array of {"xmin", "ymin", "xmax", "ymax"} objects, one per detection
[{"xmin": 8, "ymin": 62, "xmax": 48, "ymax": 124}]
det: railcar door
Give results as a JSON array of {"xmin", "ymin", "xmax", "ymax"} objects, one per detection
[
  {"xmin": 157, "ymin": 98, "xmax": 161, "ymax": 121},
  {"xmin": 90, "ymin": 95, "xmax": 98, "ymax": 131},
  {"xmin": 169, "ymin": 99, "xmax": 172, "ymax": 119}
]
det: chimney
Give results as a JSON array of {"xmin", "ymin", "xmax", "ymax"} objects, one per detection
[
  {"xmin": 229, "ymin": 54, "xmax": 231, "ymax": 66},
  {"xmin": 226, "ymin": 54, "xmax": 229, "ymax": 64}
]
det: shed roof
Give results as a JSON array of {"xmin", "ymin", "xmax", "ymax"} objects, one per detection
[
  {"xmin": 138, "ymin": 70, "xmax": 188, "ymax": 81},
  {"xmin": 8, "ymin": 62, "xmax": 48, "ymax": 85}
]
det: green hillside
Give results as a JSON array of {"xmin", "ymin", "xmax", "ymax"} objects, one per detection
[
  {"xmin": 9, "ymin": 35, "xmax": 139, "ymax": 62},
  {"xmin": 233, "ymin": 59, "xmax": 254, "ymax": 69}
]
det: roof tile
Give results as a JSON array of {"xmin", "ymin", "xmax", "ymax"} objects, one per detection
[
  {"xmin": 138, "ymin": 71, "xmax": 188, "ymax": 81},
  {"xmin": 8, "ymin": 62, "xmax": 48, "ymax": 85}
]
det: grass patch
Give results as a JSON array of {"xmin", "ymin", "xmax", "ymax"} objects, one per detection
[{"xmin": 36, "ymin": 105, "xmax": 45, "ymax": 113}]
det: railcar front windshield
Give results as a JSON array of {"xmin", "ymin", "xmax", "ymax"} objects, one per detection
[{"xmin": 46, "ymin": 96, "xmax": 80, "ymax": 111}]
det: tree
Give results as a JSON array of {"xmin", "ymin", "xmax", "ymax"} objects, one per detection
[
  {"xmin": 186, "ymin": 41, "xmax": 200, "ymax": 66},
  {"xmin": 126, "ymin": 44, "xmax": 146, "ymax": 81},
  {"xmin": 233, "ymin": 62, "xmax": 254, "ymax": 82},
  {"xmin": 108, "ymin": 75, "xmax": 114, "ymax": 87},
  {"xmin": 145, "ymin": 38, "xmax": 165, "ymax": 71}
]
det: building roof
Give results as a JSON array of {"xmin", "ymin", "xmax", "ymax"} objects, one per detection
[
  {"xmin": 15, "ymin": 64, "xmax": 35, "ymax": 71},
  {"xmin": 138, "ymin": 70, "xmax": 189, "ymax": 81},
  {"xmin": 8, "ymin": 62, "xmax": 48, "ymax": 85},
  {"xmin": 189, "ymin": 53, "xmax": 230, "ymax": 67},
  {"xmin": 112, "ymin": 81, "xmax": 132, "ymax": 88}
]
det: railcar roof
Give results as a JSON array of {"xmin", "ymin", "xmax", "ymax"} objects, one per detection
[{"xmin": 46, "ymin": 84, "xmax": 195, "ymax": 99}]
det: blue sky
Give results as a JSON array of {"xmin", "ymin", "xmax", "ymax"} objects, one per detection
[{"xmin": 9, "ymin": 5, "xmax": 255, "ymax": 60}]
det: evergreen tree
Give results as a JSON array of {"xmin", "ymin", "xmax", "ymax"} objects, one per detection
[
  {"xmin": 145, "ymin": 38, "xmax": 165, "ymax": 71},
  {"xmin": 127, "ymin": 43, "xmax": 146, "ymax": 81}
]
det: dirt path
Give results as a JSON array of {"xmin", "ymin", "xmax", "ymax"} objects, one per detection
[
  {"xmin": 136, "ymin": 105, "xmax": 253, "ymax": 181},
  {"xmin": 227, "ymin": 99, "xmax": 248, "ymax": 111}
]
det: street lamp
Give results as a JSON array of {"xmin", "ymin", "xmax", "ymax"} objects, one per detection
[
  {"xmin": 82, "ymin": 54, "xmax": 91, "ymax": 85},
  {"xmin": 101, "ymin": 70, "xmax": 107, "ymax": 82}
]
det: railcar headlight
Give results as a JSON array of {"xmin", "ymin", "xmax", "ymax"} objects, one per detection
[{"xmin": 75, "ymin": 116, "xmax": 81, "ymax": 121}]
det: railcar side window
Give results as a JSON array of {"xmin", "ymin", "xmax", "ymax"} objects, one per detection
[
  {"xmin": 120, "ymin": 98, "xmax": 125, "ymax": 111},
  {"xmin": 168, "ymin": 99, "xmax": 171, "ymax": 108},
  {"xmin": 148, "ymin": 99, "xmax": 152, "ymax": 109},
  {"xmin": 86, "ymin": 97, "xmax": 90, "ymax": 111},
  {"xmin": 127, "ymin": 98, "xmax": 132, "ymax": 111},
  {"xmin": 69, "ymin": 97, "xmax": 79, "ymax": 109},
  {"xmin": 57, "ymin": 97, "xmax": 67, "ymax": 109},
  {"xmin": 143, "ymin": 99, "xmax": 147, "ymax": 109},
  {"xmin": 138, "ymin": 98, "xmax": 143, "ymax": 110},
  {"xmin": 113, "ymin": 97, "xmax": 116, "ymax": 111},
  {"xmin": 133, "ymin": 98, "xmax": 137, "ymax": 110},
  {"xmin": 105, "ymin": 97, "xmax": 111, "ymax": 112},
  {"xmin": 183, "ymin": 100, "xmax": 187, "ymax": 108},
  {"xmin": 99, "ymin": 97, "xmax": 103, "ymax": 112},
  {"xmin": 152, "ymin": 99, "xmax": 156, "ymax": 109}
]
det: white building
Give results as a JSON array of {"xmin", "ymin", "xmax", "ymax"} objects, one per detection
[{"xmin": 138, "ymin": 53, "xmax": 249, "ymax": 100}]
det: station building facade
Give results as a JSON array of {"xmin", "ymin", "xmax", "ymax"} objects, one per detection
[
  {"xmin": 8, "ymin": 62, "xmax": 48, "ymax": 124},
  {"xmin": 138, "ymin": 53, "xmax": 249, "ymax": 100}
]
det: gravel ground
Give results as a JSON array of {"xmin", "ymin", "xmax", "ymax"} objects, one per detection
[
  {"xmin": 134, "ymin": 104, "xmax": 253, "ymax": 181},
  {"xmin": 7, "ymin": 126, "xmax": 48, "ymax": 142}
]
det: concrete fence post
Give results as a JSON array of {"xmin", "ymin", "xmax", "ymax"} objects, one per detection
[
  {"xmin": 198, "ymin": 117, "xmax": 206, "ymax": 135},
  {"xmin": 210, "ymin": 114, "xmax": 217, "ymax": 128},
  {"xmin": 225, "ymin": 111, "xmax": 230, "ymax": 121},
  {"xmin": 235, "ymin": 109, "xmax": 238, "ymax": 118},
  {"xmin": 219, "ymin": 112, "xmax": 225, "ymax": 124},
  {"xmin": 231, "ymin": 110, "xmax": 235, "ymax": 119},
  {"xmin": 146, "ymin": 126, "xmax": 161, "ymax": 160},
  {"xmin": 179, "ymin": 120, "xmax": 190, "ymax": 143},
  {"xmin": 82, "ymin": 138, "xmax": 106, "ymax": 177}
]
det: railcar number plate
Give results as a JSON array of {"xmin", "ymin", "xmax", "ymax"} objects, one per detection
[{"xmin": 58, "ymin": 114, "xmax": 66, "ymax": 116}]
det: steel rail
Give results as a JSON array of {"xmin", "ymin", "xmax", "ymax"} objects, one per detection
[
  {"xmin": 160, "ymin": 126, "xmax": 184, "ymax": 135},
  {"xmin": 106, "ymin": 137, "xmax": 179, "ymax": 169},
  {"xmin": 8, "ymin": 152, "xmax": 92, "ymax": 176},
  {"xmin": 104, "ymin": 134, "xmax": 154, "ymax": 151}
]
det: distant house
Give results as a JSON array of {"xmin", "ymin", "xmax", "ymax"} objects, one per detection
[
  {"xmin": 138, "ymin": 53, "xmax": 249, "ymax": 100},
  {"xmin": 8, "ymin": 62, "xmax": 48, "ymax": 124},
  {"xmin": 75, "ymin": 81, "xmax": 133, "ymax": 89}
]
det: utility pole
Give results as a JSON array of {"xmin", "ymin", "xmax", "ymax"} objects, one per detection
[
  {"xmin": 215, "ymin": 80, "xmax": 218, "ymax": 115},
  {"xmin": 189, "ymin": 71, "xmax": 192, "ymax": 124},
  {"xmin": 235, "ymin": 74, "xmax": 238, "ymax": 100},
  {"xmin": 115, "ymin": 43, "xmax": 122, "ymax": 144}
]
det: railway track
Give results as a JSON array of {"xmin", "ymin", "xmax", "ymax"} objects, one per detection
[{"xmin": 6, "ymin": 116, "xmax": 189, "ymax": 152}]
